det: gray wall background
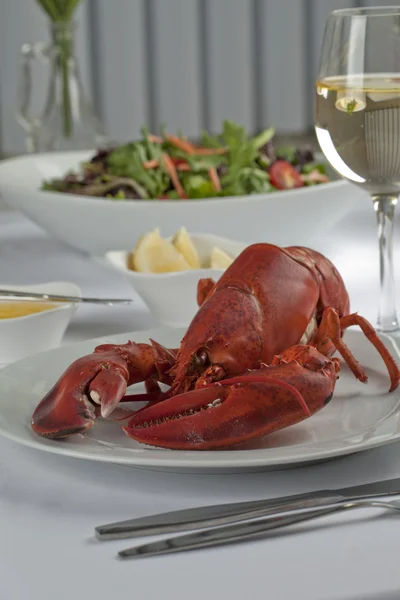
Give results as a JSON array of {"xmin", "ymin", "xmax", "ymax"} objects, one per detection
[{"xmin": 0, "ymin": 0, "xmax": 396, "ymax": 156}]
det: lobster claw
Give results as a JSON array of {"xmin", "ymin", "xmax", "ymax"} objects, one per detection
[
  {"xmin": 124, "ymin": 346, "xmax": 339, "ymax": 450},
  {"xmin": 31, "ymin": 342, "xmax": 158, "ymax": 439}
]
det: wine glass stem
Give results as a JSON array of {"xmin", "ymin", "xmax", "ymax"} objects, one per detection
[{"xmin": 372, "ymin": 194, "xmax": 399, "ymax": 332}]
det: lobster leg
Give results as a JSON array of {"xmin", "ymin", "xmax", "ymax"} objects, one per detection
[
  {"xmin": 121, "ymin": 342, "xmax": 179, "ymax": 404},
  {"xmin": 314, "ymin": 307, "xmax": 399, "ymax": 392},
  {"xmin": 197, "ymin": 278, "xmax": 216, "ymax": 307},
  {"xmin": 124, "ymin": 346, "xmax": 338, "ymax": 450},
  {"xmin": 148, "ymin": 341, "xmax": 178, "ymax": 385},
  {"xmin": 341, "ymin": 313, "xmax": 400, "ymax": 392}
]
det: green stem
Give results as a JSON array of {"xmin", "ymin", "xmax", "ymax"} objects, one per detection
[
  {"xmin": 36, "ymin": 0, "xmax": 59, "ymax": 20},
  {"xmin": 36, "ymin": 1, "xmax": 83, "ymax": 138},
  {"xmin": 59, "ymin": 34, "xmax": 72, "ymax": 138},
  {"xmin": 64, "ymin": 0, "xmax": 81, "ymax": 21}
]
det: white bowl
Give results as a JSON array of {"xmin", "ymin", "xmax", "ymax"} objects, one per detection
[
  {"xmin": 0, "ymin": 150, "xmax": 366, "ymax": 255},
  {"xmin": 0, "ymin": 282, "xmax": 81, "ymax": 364},
  {"xmin": 104, "ymin": 233, "xmax": 247, "ymax": 328}
]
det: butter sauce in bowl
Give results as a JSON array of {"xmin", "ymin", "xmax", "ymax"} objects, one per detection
[
  {"xmin": 0, "ymin": 301, "xmax": 58, "ymax": 319},
  {"xmin": 0, "ymin": 282, "xmax": 81, "ymax": 365}
]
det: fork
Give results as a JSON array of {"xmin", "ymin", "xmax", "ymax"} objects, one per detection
[{"xmin": 117, "ymin": 498, "xmax": 400, "ymax": 559}]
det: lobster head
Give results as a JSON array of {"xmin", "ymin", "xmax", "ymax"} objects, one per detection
[{"xmin": 170, "ymin": 285, "xmax": 264, "ymax": 394}]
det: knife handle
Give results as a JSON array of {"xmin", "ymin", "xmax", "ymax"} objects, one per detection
[
  {"xmin": 96, "ymin": 493, "xmax": 344, "ymax": 541},
  {"xmin": 118, "ymin": 504, "xmax": 353, "ymax": 559}
]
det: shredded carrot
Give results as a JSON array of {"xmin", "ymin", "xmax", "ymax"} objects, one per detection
[
  {"xmin": 144, "ymin": 157, "xmax": 191, "ymax": 171},
  {"xmin": 147, "ymin": 131, "xmax": 226, "ymax": 156},
  {"xmin": 166, "ymin": 135, "xmax": 196, "ymax": 155},
  {"xmin": 176, "ymin": 163, "xmax": 192, "ymax": 172},
  {"xmin": 192, "ymin": 147, "xmax": 227, "ymax": 156},
  {"xmin": 143, "ymin": 159, "xmax": 160, "ymax": 169},
  {"xmin": 147, "ymin": 134, "xmax": 163, "ymax": 143},
  {"xmin": 162, "ymin": 153, "xmax": 187, "ymax": 199},
  {"xmin": 208, "ymin": 167, "xmax": 221, "ymax": 192}
]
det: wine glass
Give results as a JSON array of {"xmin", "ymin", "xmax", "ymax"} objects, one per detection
[{"xmin": 315, "ymin": 6, "xmax": 400, "ymax": 333}]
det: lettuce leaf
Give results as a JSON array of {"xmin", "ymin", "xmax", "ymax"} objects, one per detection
[
  {"xmin": 219, "ymin": 120, "xmax": 275, "ymax": 195},
  {"xmin": 106, "ymin": 141, "xmax": 168, "ymax": 198},
  {"xmin": 181, "ymin": 174, "xmax": 218, "ymax": 199}
]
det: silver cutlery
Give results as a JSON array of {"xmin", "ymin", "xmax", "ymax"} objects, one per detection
[
  {"xmin": 0, "ymin": 289, "xmax": 132, "ymax": 305},
  {"xmin": 118, "ymin": 498, "xmax": 400, "ymax": 559},
  {"xmin": 95, "ymin": 477, "xmax": 400, "ymax": 541}
]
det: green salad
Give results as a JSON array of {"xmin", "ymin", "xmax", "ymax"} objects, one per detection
[{"xmin": 42, "ymin": 120, "xmax": 330, "ymax": 200}]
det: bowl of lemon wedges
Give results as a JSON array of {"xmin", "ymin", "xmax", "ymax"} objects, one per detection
[{"xmin": 104, "ymin": 227, "xmax": 246, "ymax": 327}]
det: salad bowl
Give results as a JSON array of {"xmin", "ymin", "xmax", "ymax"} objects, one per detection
[{"xmin": 0, "ymin": 124, "xmax": 364, "ymax": 255}]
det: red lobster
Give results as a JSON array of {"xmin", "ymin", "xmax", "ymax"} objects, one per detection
[{"xmin": 31, "ymin": 243, "xmax": 400, "ymax": 450}]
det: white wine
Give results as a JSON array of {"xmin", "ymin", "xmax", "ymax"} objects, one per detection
[{"xmin": 315, "ymin": 74, "xmax": 400, "ymax": 193}]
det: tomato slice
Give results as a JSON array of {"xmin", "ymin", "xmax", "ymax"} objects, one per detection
[
  {"xmin": 269, "ymin": 160, "xmax": 304, "ymax": 190},
  {"xmin": 170, "ymin": 157, "xmax": 187, "ymax": 168}
]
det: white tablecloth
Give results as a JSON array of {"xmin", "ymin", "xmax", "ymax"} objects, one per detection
[{"xmin": 1, "ymin": 207, "xmax": 400, "ymax": 600}]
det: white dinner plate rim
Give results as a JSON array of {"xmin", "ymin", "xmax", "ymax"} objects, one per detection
[{"xmin": 0, "ymin": 326, "xmax": 399, "ymax": 471}]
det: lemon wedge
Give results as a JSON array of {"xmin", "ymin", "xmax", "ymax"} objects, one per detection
[
  {"xmin": 210, "ymin": 246, "xmax": 234, "ymax": 269},
  {"xmin": 171, "ymin": 226, "xmax": 201, "ymax": 269},
  {"xmin": 131, "ymin": 228, "xmax": 191, "ymax": 273}
]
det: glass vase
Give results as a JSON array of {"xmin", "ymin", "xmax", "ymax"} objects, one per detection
[{"xmin": 17, "ymin": 20, "xmax": 108, "ymax": 153}]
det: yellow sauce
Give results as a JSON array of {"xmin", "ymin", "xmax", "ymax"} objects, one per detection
[{"xmin": 0, "ymin": 301, "xmax": 58, "ymax": 319}]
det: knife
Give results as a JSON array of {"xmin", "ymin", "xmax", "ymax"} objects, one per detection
[
  {"xmin": 0, "ymin": 289, "xmax": 132, "ymax": 305},
  {"xmin": 95, "ymin": 477, "xmax": 400, "ymax": 540},
  {"xmin": 117, "ymin": 500, "xmax": 380, "ymax": 559}
]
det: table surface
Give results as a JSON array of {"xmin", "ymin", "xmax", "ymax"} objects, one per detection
[{"xmin": 1, "ymin": 204, "xmax": 400, "ymax": 600}]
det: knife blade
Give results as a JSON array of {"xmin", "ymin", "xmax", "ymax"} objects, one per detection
[{"xmin": 95, "ymin": 477, "xmax": 400, "ymax": 540}]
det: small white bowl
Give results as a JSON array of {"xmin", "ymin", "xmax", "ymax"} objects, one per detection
[
  {"xmin": 104, "ymin": 233, "xmax": 247, "ymax": 328},
  {"xmin": 0, "ymin": 282, "xmax": 81, "ymax": 364}
]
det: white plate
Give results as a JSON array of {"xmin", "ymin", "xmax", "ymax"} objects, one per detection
[
  {"xmin": 0, "ymin": 150, "xmax": 365, "ymax": 255},
  {"xmin": 0, "ymin": 326, "xmax": 399, "ymax": 474}
]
